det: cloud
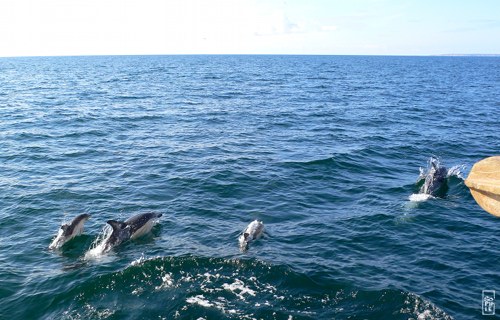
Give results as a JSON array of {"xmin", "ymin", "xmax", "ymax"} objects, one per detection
[{"xmin": 254, "ymin": 11, "xmax": 304, "ymax": 36}]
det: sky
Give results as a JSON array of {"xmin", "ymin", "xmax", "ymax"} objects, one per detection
[{"xmin": 0, "ymin": 0, "xmax": 499, "ymax": 57}]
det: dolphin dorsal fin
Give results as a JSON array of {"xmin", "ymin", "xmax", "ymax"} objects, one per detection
[{"xmin": 107, "ymin": 220, "xmax": 127, "ymax": 232}]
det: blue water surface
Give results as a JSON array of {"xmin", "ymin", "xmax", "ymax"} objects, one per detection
[{"xmin": 0, "ymin": 55, "xmax": 499, "ymax": 319}]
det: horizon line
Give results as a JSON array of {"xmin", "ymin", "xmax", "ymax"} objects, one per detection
[{"xmin": 1, "ymin": 53, "xmax": 499, "ymax": 59}]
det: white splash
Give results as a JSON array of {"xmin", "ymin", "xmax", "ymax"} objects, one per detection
[
  {"xmin": 409, "ymin": 193, "xmax": 434, "ymax": 202},
  {"xmin": 186, "ymin": 295, "xmax": 213, "ymax": 307},
  {"xmin": 185, "ymin": 294, "xmax": 239, "ymax": 315},
  {"xmin": 402, "ymin": 292, "xmax": 453, "ymax": 320},
  {"xmin": 48, "ymin": 228, "xmax": 66, "ymax": 250},
  {"xmin": 155, "ymin": 273, "xmax": 174, "ymax": 290},
  {"xmin": 417, "ymin": 309, "xmax": 433, "ymax": 320},
  {"xmin": 130, "ymin": 254, "xmax": 147, "ymax": 266},
  {"xmin": 222, "ymin": 279, "xmax": 256, "ymax": 300},
  {"xmin": 447, "ymin": 164, "xmax": 466, "ymax": 179},
  {"xmin": 84, "ymin": 225, "xmax": 113, "ymax": 260}
]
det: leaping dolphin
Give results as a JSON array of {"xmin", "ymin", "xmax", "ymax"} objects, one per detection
[
  {"xmin": 102, "ymin": 212, "xmax": 162, "ymax": 253},
  {"xmin": 419, "ymin": 157, "xmax": 448, "ymax": 197},
  {"xmin": 49, "ymin": 213, "xmax": 91, "ymax": 250},
  {"xmin": 239, "ymin": 220, "xmax": 264, "ymax": 251}
]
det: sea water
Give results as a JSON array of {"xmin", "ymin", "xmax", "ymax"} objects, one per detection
[{"xmin": 0, "ymin": 55, "xmax": 499, "ymax": 319}]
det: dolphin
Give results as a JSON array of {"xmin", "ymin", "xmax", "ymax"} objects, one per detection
[
  {"xmin": 49, "ymin": 213, "xmax": 91, "ymax": 250},
  {"xmin": 239, "ymin": 220, "xmax": 264, "ymax": 251},
  {"xmin": 419, "ymin": 157, "xmax": 448, "ymax": 197},
  {"xmin": 102, "ymin": 212, "xmax": 162, "ymax": 253}
]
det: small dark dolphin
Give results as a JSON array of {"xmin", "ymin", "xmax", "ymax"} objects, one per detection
[
  {"xmin": 49, "ymin": 213, "xmax": 91, "ymax": 249},
  {"xmin": 102, "ymin": 212, "xmax": 162, "ymax": 253},
  {"xmin": 419, "ymin": 158, "xmax": 448, "ymax": 197}
]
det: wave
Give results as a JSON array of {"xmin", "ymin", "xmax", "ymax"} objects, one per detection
[
  {"xmin": 38, "ymin": 255, "xmax": 453, "ymax": 319},
  {"xmin": 111, "ymin": 95, "xmax": 155, "ymax": 100},
  {"xmin": 282, "ymin": 156, "xmax": 335, "ymax": 168}
]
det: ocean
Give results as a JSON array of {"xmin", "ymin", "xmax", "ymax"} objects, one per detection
[{"xmin": 0, "ymin": 55, "xmax": 499, "ymax": 319}]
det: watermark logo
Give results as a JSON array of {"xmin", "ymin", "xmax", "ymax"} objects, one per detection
[{"xmin": 482, "ymin": 290, "xmax": 495, "ymax": 316}]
